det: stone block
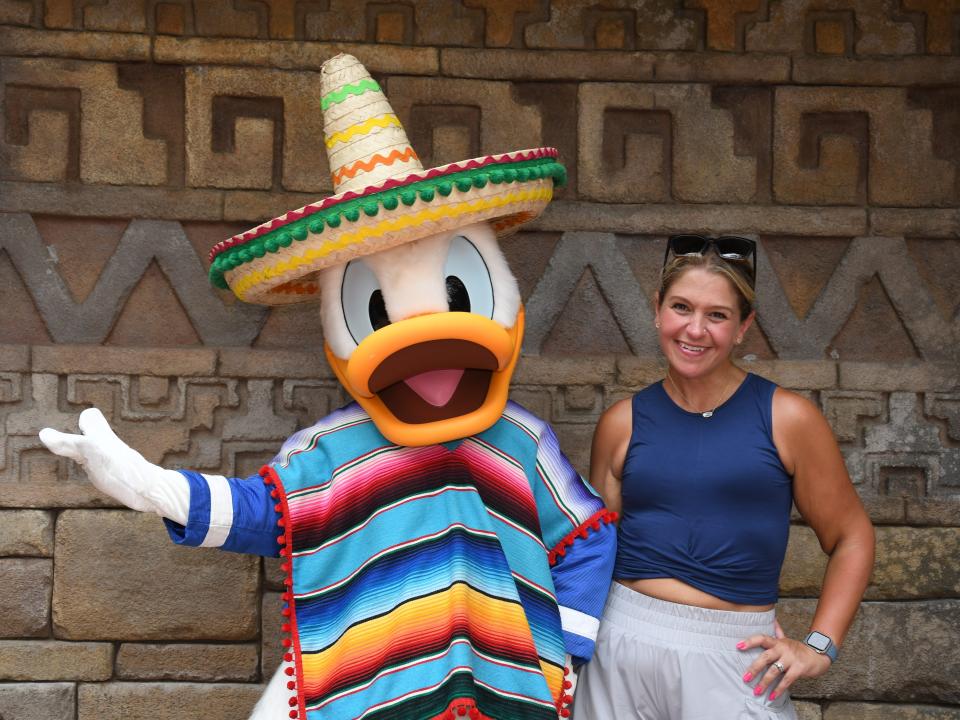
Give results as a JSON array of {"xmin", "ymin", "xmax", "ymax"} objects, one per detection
[
  {"xmin": 839, "ymin": 363, "xmax": 959, "ymax": 392},
  {"xmin": 0, "ymin": 510, "xmax": 54, "ymax": 555},
  {"xmin": 440, "ymin": 48, "xmax": 655, "ymax": 80},
  {"xmin": 221, "ymin": 189, "xmax": 327, "ymax": 223},
  {"xmin": 738, "ymin": 361, "xmax": 837, "ymax": 391},
  {"xmin": 2, "ymin": 58, "xmax": 168, "ymax": 186},
  {"xmin": 777, "ymin": 599, "xmax": 959, "ymax": 703},
  {"xmin": 823, "ymin": 703, "xmax": 960, "ymax": 719},
  {"xmin": 906, "ymin": 497, "xmax": 960, "ymax": 528},
  {"xmin": 870, "ymin": 209, "xmax": 960, "ymax": 238},
  {"xmin": 0, "ymin": 558, "xmax": 51, "ymax": 637},
  {"xmin": 53, "ymin": 510, "xmax": 259, "ymax": 641},
  {"xmin": 552, "ymin": 422, "xmax": 594, "ymax": 479},
  {"xmin": 0, "ymin": 182, "xmax": 225, "ymax": 220},
  {"xmin": 529, "ymin": 201, "xmax": 868, "ymax": 238},
  {"xmin": 32, "ymin": 346, "xmax": 217, "ymax": 377},
  {"xmin": 261, "ymin": 591, "xmax": 284, "ymax": 678},
  {"xmin": 513, "ymin": 356, "xmax": 616, "ymax": 386},
  {"xmin": 0, "ymin": 683, "xmax": 74, "ymax": 720},
  {"xmin": 794, "ymin": 57, "xmax": 960, "ymax": 86},
  {"xmin": 616, "ymin": 357, "xmax": 667, "ymax": 388},
  {"xmin": 0, "ymin": 27, "xmax": 150, "ymax": 61},
  {"xmin": 773, "ymin": 87, "xmax": 955, "ymax": 206},
  {"xmin": 154, "ymin": 36, "xmax": 439, "ymax": 75},
  {"xmin": 578, "ymin": 83, "xmax": 758, "ymax": 204},
  {"xmin": 0, "ymin": 344, "xmax": 29, "ymax": 372},
  {"xmin": 654, "ymin": 52, "xmax": 790, "ymax": 83},
  {"xmin": 116, "ymin": 643, "xmax": 259, "ymax": 681},
  {"xmin": 797, "ymin": 701, "xmax": 824, "ymax": 720},
  {"xmin": 0, "ymin": 640, "xmax": 112, "ymax": 680},
  {"xmin": 77, "ymin": 682, "xmax": 264, "ymax": 720},
  {"xmin": 218, "ymin": 348, "xmax": 332, "ymax": 380},
  {"xmin": 780, "ymin": 526, "xmax": 960, "ymax": 600}
]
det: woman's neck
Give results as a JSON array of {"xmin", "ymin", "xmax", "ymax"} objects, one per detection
[{"xmin": 665, "ymin": 363, "xmax": 745, "ymax": 415}]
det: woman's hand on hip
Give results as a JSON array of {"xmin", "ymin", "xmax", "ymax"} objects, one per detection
[{"xmin": 737, "ymin": 633, "xmax": 832, "ymax": 700}]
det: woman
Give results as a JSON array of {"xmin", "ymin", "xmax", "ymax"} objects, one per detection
[{"xmin": 572, "ymin": 235, "xmax": 875, "ymax": 719}]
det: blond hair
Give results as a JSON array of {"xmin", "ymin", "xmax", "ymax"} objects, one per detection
[{"xmin": 658, "ymin": 252, "xmax": 755, "ymax": 320}]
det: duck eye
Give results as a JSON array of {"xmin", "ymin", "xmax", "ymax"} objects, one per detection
[
  {"xmin": 442, "ymin": 235, "xmax": 493, "ymax": 318},
  {"xmin": 341, "ymin": 259, "xmax": 387, "ymax": 345}
]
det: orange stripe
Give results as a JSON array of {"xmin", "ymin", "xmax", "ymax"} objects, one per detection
[{"xmin": 332, "ymin": 147, "xmax": 419, "ymax": 185}]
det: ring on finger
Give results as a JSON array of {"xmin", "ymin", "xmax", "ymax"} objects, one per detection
[{"xmin": 773, "ymin": 661, "xmax": 785, "ymax": 673}]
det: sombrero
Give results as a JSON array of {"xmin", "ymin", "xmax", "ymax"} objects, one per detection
[{"xmin": 208, "ymin": 53, "xmax": 566, "ymax": 305}]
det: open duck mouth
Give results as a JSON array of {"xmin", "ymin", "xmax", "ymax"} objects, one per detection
[{"xmin": 369, "ymin": 339, "xmax": 498, "ymax": 424}]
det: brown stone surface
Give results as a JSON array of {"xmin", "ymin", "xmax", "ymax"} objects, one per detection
[
  {"xmin": 737, "ymin": 361, "xmax": 837, "ymax": 390},
  {"xmin": 0, "ymin": 510, "xmax": 54, "ymax": 556},
  {"xmin": 53, "ymin": 511, "xmax": 259, "ymax": 640},
  {"xmin": 778, "ymin": 599, "xmax": 959, "ymax": 703},
  {"xmin": 32, "ymin": 345, "xmax": 217, "ymax": 376},
  {"xmin": 513, "ymin": 356, "xmax": 616, "ymax": 386},
  {"xmin": 0, "ymin": 558, "xmax": 51, "ymax": 637},
  {"xmin": 261, "ymin": 591, "xmax": 284, "ymax": 678},
  {"xmin": 654, "ymin": 52, "xmax": 790, "ymax": 82},
  {"xmin": 0, "ymin": 344, "xmax": 30, "ymax": 372},
  {"xmin": 870, "ymin": 209, "xmax": 960, "ymax": 238},
  {"xmin": 441, "ymin": 47, "xmax": 655, "ymax": 80},
  {"xmin": 823, "ymin": 703, "xmax": 960, "ymax": 719},
  {"xmin": 797, "ymin": 701, "xmax": 823, "ymax": 720},
  {"xmin": 218, "ymin": 348, "xmax": 332, "ymax": 380},
  {"xmin": 116, "ymin": 643, "xmax": 259, "ymax": 681},
  {"xmin": 0, "ymin": 683, "xmax": 75, "ymax": 720},
  {"xmin": 794, "ymin": 57, "xmax": 960, "ymax": 86},
  {"xmin": 615, "ymin": 357, "xmax": 668, "ymax": 388},
  {"xmin": 780, "ymin": 526, "xmax": 960, "ymax": 600},
  {"xmin": 0, "ymin": 640, "xmax": 112, "ymax": 680},
  {"xmin": 0, "ymin": 26, "xmax": 150, "ymax": 61},
  {"xmin": 839, "ymin": 363, "xmax": 959, "ymax": 392},
  {"xmin": 77, "ymin": 682, "xmax": 264, "ymax": 720}
]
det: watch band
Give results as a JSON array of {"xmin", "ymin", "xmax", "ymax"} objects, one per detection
[{"xmin": 804, "ymin": 631, "xmax": 838, "ymax": 663}]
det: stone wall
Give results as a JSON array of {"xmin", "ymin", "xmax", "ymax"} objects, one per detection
[{"xmin": 1, "ymin": 1, "xmax": 958, "ymax": 718}]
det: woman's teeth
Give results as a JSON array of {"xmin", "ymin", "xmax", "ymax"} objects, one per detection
[{"xmin": 679, "ymin": 342, "xmax": 706, "ymax": 353}]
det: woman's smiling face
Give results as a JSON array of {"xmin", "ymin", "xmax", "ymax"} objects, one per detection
[{"xmin": 655, "ymin": 267, "xmax": 754, "ymax": 378}]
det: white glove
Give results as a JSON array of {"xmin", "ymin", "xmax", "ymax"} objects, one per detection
[{"xmin": 39, "ymin": 407, "xmax": 190, "ymax": 526}]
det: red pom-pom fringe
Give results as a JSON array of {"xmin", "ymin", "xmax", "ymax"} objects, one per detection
[
  {"xmin": 556, "ymin": 662, "xmax": 575, "ymax": 717},
  {"xmin": 260, "ymin": 465, "xmax": 302, "ymax": 720},
  {"xmin": 548, "ymin": 509, "xmax": 618, "ymax": 566}
]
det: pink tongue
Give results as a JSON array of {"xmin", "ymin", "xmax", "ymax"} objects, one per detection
[{"xmin": 403, "ymin": 368, "xmax": 465, "ymax": 407}]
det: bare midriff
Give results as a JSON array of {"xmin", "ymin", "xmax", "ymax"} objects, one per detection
[{"xmin": 617, "ymin": 577, "xmax": 775, "ymax": 613}]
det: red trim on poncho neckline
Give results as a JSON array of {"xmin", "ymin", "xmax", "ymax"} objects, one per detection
[{"xmin": 548, "ymin": 509, "xmax": 618, "ymax": 566}]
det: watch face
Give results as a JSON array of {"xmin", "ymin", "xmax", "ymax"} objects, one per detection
[{"xmin": 807, "ymin": 631, "xmax": 831, "ymax": 652}]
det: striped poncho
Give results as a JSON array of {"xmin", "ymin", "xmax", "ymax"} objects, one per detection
[{"xmin": 169, "ymin": 401, "xmax": 616, "ymax": 719}]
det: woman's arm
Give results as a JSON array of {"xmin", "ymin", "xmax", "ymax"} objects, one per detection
[
  {"xmin": 588, "ymin": 398, "xmax": 633, "ymax": 517},
  {"xmin": 743, "ymin": 388, "xmax": 875, "ymax": 698}
]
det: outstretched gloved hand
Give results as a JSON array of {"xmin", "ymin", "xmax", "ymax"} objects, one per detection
[{"xmin": 39, "ymin": 407, "xmax": 190, "ymax": 526}]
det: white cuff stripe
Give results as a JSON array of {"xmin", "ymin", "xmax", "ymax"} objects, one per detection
[
  {"xmin": 200, "ymin": 474, "xmax": 233, "ymax": 547},
  {"xmin": 559, "ymin": 606, "xmax": 600, "ymax": 641}
]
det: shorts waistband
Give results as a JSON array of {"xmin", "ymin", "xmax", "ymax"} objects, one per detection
[{"xmin": 602, "ymin": 582, "xmax": 776, "ymax": 652}]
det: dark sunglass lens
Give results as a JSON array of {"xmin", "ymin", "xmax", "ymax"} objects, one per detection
[
  {"xmin": 714, "ymin": 236, "xmax": 755, "ymax": 259},
  {"xmin": 669, "ymin": 235, "xmax": 709, "ymax": 256}
]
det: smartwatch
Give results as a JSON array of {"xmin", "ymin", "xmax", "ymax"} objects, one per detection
[{"xmin": 804, "ymin": 631, "xmax": 838, "ymax": 663}]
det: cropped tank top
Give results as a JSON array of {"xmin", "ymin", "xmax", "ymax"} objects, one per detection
[{"xmin": 613, "ymin": 373, "xmax": 793, "ymax": 605}]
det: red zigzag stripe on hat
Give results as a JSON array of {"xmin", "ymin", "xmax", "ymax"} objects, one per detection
[{"xmin": 331, "ymin": 147, "xmax": 420, "ymax": 186}]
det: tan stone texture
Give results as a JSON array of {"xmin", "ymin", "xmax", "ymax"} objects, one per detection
[
  {"xmin": 824, "ymin": 703, "xmax": 960, "ymax": 719},
  {"xmin": 32, "ymin": 345, "xmax": 216, "ymax": 376},
  {"xmin": 0, "ymin": 510, "xmax": 54, "ymax": 556},
  {"xmin": 578, "ymin": 83, "xmax": 758, "ymax": 204},
  {"xmin": 0, "ymin": 26, "xmax": 150, "ymax": 61},
  {"xmin": 780, "ymin": 526, "xmax": 960, "ymax": 599},
  {"xmin": 77, "ymin": 683, "xmax": 264, "ymax": 720},
  {"xmin": 116, "ymin": 643, "xmax": 259, "ymax": 681},
  {"xmin": 0, "ymin": 683, "xmax": 75, "ymax": 720},
  {"xmin": 773, "ymin": 87, "xmax": 955, "ymax": 206},
  {"xmin": 793, "ymin": 57, "xmax": 960, "ymax": 86},
  {"xmin": 53, "ymin": 511, "xmax": 259, "ymax": 640},
  {"xmin": 839, "ymin": 362, "xmax": 960, "ymax": 391},
  {"xmin": 2, "ymin": 58, "xmax": 167, "ymax": 186},
  {"xmin": 0, "ymin": 558, "xmax": 51, "ymax": 637},
  {"xmin": 0, "ymin": 640, "xmax": 112, "ymax": 680},
  {"xmin": 441, "ymin": 47, "xmax": 656, "ymax": 80}
]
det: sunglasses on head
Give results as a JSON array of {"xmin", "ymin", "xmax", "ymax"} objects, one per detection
[{"xmin": 663, "ymin": 234, "xmax": 757, "ymax": 285}]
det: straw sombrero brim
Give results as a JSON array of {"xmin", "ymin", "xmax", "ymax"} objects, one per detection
[{"xmin": 208, "ymin": 147, "xmax": 566, "ymax": 306}]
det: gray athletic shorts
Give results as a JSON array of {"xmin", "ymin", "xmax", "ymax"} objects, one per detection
[{"xmin": 572, "ymin": 583, "xmax": 797, "ymax": 720}]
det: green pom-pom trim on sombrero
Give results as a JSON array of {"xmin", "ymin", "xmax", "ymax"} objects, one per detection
[{"xmin": 209, "ymin": 156, "xmax": 566, "ymax": 290}]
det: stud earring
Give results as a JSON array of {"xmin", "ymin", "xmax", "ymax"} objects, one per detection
[
  {"xmin": 655, "ymin": 321, "xmax": 661, "ymax": 329},
  {"xmin": 735, "ymin": 337, "xmax": 743, "ymax": 345}
]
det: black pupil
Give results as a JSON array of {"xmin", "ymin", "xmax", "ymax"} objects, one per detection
[
  {"xmin": 446, "ymin": 276, "xmax": 470, "ymax": 312},
  {"xmin": 368, "ymin": 290, "xmax": 389, "ymax": 331}
]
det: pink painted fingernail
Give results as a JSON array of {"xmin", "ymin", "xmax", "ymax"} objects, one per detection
[
  {"xmin": 742, "ymin": 672, "xmax": 753, "ymax": 682},
  {"xmin": 770, "ymin": 692, "xmax": 778, "ymax": 701},
  {"xmin": 753, "ymin": 685, "xmax": 763, "ymax": 696},
  {"xmin": 736, "ymin": 641, "xmax": 747, "ymax": 650}
]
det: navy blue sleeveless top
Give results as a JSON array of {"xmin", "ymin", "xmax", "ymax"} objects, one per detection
[{"xmin": 613, "ymin": 373, "xmax": 792, "ymax": 605}]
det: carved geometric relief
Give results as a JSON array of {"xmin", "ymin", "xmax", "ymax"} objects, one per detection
[
  {"xmin": 512, "ymin": 83, "xmax": 579, "ymax": 198},
  {"xmin": 746, "ymin": 0, "xmax": 919, "ymax": 55},
  {"xmin": 907, "ymin": 88, "xmax": 960, "ymax": 202},
  {"xmin": 79, "ymin": 0, "xmax": 149, "ymax": 32},
  {"xmin": 926, "ymin": 393, "xmax": 960, "ymax": 443},
  {"xmin": 711, "ymin": 86, "xmax": 773, "ymax": 203},
  {"xmin": 366, "ymin": 2, "xmax": 415, "ymax": 44},
  {"xmin": 193, "ymin": 0, "xmax": 266, "ymax": 38},
  {"xmin": 1, "ymin": 59, "xmax": 168, "ymax": 186},
  {"xmin": 2, "ymin": 85, "xmax": 81, "ymax": 182},
  {"xmin": 525, "ymin": 0, "xmax": 699, "ymax": 50},
  {"xmin": 150, "ymin": 0, "xmax": 196, "ymax": 35},
  {"xmin": 902, "ymin": 0, "xmax": 960, "ymax": 54},
  {"xmin": 298, "ymin": 0, "xmax": 480, "ymax": 45},
  {"xmin": 829, "ymin": 275, "xmax": 921, "ymax": 361},
  {"xmin": 684, "ymin": 0, "xmax": 766, "ymax": 51},
  {"xmin": 184, "ymin": 66, "xmax": 329, "ymax": 193},
  {"xmin": 773, "ymin": 87, "xmax": 955, "ymax": 206},
  {"xmin": 579, "ymin": 83, "xmax": 758, "ymax": 203},
  {"xmin": 387, "ymin": 77, "xmax": 544, "ymax": 163},
  {"xmin": 460, "ymin": 0, "xmax": 549, "ymax": 47},
  {"xmin": 407, "ymin": 105, "xmax": 481, "ymax": 171},
  {"xmin": 820, "ymin": 390, "xmax": 885, "ymax": 443}
]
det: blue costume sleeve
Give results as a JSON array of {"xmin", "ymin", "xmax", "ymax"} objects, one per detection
[
  {"xmin": 528, "ymin": 419, "xmax": 617, "ymax": 664},
  {"xmin": 163, "ymin": 469, "xmax": 282, "ymax": 558}
]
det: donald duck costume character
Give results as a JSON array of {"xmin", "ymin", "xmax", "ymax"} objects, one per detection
[{"xmin": 40, "ymin": 54, "xmax": 616, "ymax": 720}]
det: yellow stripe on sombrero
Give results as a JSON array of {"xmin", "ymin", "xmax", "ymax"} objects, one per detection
[
  {"xmin": 325, "ymin": 114, "xmax": 401, "ymax": 149},
  {"xmin": 231, "ymin": 186, "xmax": 553, "ymax": 301}
]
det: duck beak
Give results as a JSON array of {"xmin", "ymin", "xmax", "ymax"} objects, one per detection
[{"xmin": 325, "ymin": 307, "xmax": 525, "ymax": 447}]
